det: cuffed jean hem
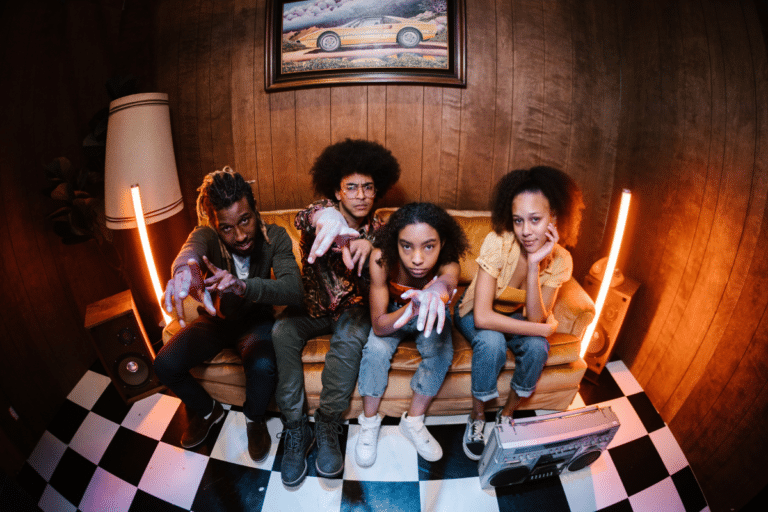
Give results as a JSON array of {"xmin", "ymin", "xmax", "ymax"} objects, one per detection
[
  {"xmin": 455, "ymin": 303, "xmax": 549, "ymax": 403},
  {"xmin": 471, "ymin": 389, "xmax": 500, "ymax": 402}
]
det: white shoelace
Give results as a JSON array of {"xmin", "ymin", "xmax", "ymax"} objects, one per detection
[
  {"xmin": 359, "ymin": 422, "xmax": 378, "ymax": 447},
  {"xmin": 468, "ymin": 419, "xmax": 484, "ymax": 442}
]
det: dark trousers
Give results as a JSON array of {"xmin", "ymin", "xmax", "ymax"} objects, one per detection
[{"xmin": 154, "ymin": 314, "xmax": 277, "ymax": 420}]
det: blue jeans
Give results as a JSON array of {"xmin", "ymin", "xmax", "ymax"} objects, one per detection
[
  {"xmin": 454, "ymin": 304, "xmax": 549, "ymax": 401},
  {"xmin": 358, "ymin": 302, "xmax": 453, "ymax": 398}
]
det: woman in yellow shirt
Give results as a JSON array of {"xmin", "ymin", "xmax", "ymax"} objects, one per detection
[{"xmin": 455, "ymin": 166, "xmax": 584, "ymax": 460}]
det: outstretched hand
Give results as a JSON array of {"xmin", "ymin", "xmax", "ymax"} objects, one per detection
[
  {"xmin": 307, "ymin": 207, "xmax": 360, "ymax": 264},
  {"xmin": 334, "ymin": 238, "xmax": 372, "ymax": 276},
  {"xmin": 529, "ymin": 223, "xmax": 559, "ymax": 266},
  {"xmin": 163, "ymin": 259, "xmax": 216, "ymax": 327},
  {"xmin": 202, "ymin": 255, "xmax": 246, "ymax": 297},
  {"xmin": 392, "ymin": 279, "xmax": 456, "ymax": 338}
]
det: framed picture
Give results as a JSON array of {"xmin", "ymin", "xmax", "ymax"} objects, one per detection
[{"xmin": 266, "ymin": 0, "xmax": 466, "ymax": 91}]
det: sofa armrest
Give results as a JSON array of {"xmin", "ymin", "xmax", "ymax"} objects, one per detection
[
  {"xmin": 161, "ymin": 296, "xmax": 202, "ymax": 344},
  {"xmin": 552, "ymin": 277, "xmax": 595, "ymax": 339}
]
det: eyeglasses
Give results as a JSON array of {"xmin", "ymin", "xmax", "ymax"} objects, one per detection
[{"xmin": 341, "ymin": 182, "xmax": 376, "ymax": 198}]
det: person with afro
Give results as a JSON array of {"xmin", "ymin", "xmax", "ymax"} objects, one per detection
[
  {"xmin": 272, "ymin": 138, "xmax": 401, "ymax": 488},
  {"xmin": 155, "ymin": 166, "xmax": 302, "ymax": 462}
]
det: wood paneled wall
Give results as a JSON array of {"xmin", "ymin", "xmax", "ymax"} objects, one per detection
[
  {"xmin": 2, "ymin": 0, "xmax": 767, "ymax": 509},
  {"xmin": 615, "ymin": 1, "xmax": 768, "ymax": 510}
]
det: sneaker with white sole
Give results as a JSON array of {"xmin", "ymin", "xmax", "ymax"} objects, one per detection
[
  {"xmin": 355, "ymin": 413, "xmax": 382, "ymax": 467},
  {"xmin": 462, "ymin": 416, "xmax": 485, "ymax": 460},
  {"xmin": 399, "ymin": 412, "xmax": 442, "ymax": 462}
]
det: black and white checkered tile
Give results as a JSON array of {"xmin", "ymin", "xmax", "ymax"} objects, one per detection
[{"xmin": 17, "ymin": 361, "xmax": 709, "ymax": 512}]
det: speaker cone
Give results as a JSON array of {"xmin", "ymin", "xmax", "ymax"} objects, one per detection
[
  {"xmin": 567, "ymin": 450, "xmax": 602, "ymax": 472},
  {"xmin": 488, "ymin": 465, "xmax": 531, "ymax": 487},
  {"xmin": 586, "ymin": 326, "xmax": 610, "ymax": 357},
  {"xmin": 116, "ymin": 354, "xmax": 150, "ymax": 387}
]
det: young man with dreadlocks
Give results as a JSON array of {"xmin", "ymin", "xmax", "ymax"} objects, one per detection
[
  {"xmin": 154, "ymin": 166, "xmax": 302, "ymax": 461},
  {"xmin": 272, "ymin": 139, "xmax": 401, "ymax": 487}
]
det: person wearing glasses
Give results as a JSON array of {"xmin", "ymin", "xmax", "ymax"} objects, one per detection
[{"xmin": 272, "ymin": 139, "xmax": 401, "ymax": 488}]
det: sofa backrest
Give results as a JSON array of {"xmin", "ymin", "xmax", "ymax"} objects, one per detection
[{"xmin": 259, "ymin": 207, "xmax": 493, "ymax": 286}]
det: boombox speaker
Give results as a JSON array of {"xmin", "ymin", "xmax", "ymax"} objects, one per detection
[
  {"xmin": 478, "ymin": 406, "xmax": 620, "ymax": 489},
  {"xmin": 582, "ymin": 274, "xmax": 639, "ymax": 378},
  {"xmin": 84, "ymin": 290, "xmax": 164, "ymax": 403}
]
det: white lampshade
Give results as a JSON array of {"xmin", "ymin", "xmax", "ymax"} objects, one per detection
[{"xmin": 105, "ymin": 93, "xmax": 183, "ymax": 229}]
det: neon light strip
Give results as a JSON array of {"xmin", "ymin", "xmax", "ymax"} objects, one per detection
[
  {"xmin": 131, "ymin": 185, "xmax": 172, "ymax": 325},
  {"xmin": 580, "ymin": 189, "xmax": 631, "ymax": 359}
]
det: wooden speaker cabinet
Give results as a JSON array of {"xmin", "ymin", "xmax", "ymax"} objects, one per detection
[
  {"xmin": 582, "ymin": 274, "xmax": 639, "ymax": 379},
  {"xmin": 85, "ymin": 290, "xmax": 164, "ymax": 403}
]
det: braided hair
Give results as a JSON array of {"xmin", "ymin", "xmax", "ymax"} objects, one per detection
[{"xmin": 196, "ymin": 166, "xmax": 257, "ymax": 226}]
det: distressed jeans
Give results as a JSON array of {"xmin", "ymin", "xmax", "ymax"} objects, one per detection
[{"xmin": 358, "ymin": 302, "xmax": 453, "ymax": 398}]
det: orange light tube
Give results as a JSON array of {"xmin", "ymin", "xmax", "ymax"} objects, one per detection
[
  {"xmin": 580, "ymin": 189, "xmax": 631, "ymax": 359},
  {"xmin": 131, "ymin": 185, "xmax": 172, "ymax": 325}
]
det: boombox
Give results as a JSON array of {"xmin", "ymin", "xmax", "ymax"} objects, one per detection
[{"xmin": 478, "ymin": 405, "xmax": 620, "ymax": 489}]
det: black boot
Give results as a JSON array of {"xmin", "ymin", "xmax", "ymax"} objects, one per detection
[
  {"xmin": 314, "ymin": 410, "xmax": 344, "ymax": 478},
  {"xmin": 278, "ymin": 415, "xmax": 314, "ymax": 487}
]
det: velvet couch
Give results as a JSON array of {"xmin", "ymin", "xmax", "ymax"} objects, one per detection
[{"xmin": 162, "ymin": 207, "xmax": 594, "ymax": 419}]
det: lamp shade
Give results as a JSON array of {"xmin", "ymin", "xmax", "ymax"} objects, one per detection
[{"xmin": 105, "ymin": 93, "xmax": 183, "ymax": 229}]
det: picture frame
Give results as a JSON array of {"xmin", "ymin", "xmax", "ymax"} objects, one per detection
[{"xmin": 266, "ymin": 0, "xmax": 466, "ymax": 91}]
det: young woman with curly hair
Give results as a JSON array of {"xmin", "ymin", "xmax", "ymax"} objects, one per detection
[
  {"xmin": 355, "ymin": 202, "xmax": 469, "ymax": 467},
  {"xmin": 455, "ymin": 166, "xmax": 584, "ymax": 461}
]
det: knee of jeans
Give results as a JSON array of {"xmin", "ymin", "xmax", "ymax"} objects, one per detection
[
  {"xmin": 472, "ymin": 331, "xmax": 507, "ymax": 358},
  {"xmin": 526, "ymin": 337, "xmax": 550, "ymax": 365},
  {"xmin": 362, "ymin": 336, "xmax": 394, "ymax": 362}
]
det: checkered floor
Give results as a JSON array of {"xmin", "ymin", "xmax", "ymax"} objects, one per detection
[{"xmin": 16, "ymin": 360, "xmax": 708, "ymax": 512}]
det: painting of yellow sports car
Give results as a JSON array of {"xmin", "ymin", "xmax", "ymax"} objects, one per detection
[{"xmin": 295, "ymin": 16, "xmax": 439, "ymax": 52}]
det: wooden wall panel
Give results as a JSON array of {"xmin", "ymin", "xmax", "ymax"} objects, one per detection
[
  {"xmin": 295, "ymin": 88, "xmax": 332, "ymax": 206},
  {"xmin": 385, "ymin": 86, "xmax": 424, "ymax": 203},
  {"xmin": 437, "ymin": 88, "xmax": 463, "ymax": 208},
  {"xmin": 456, "ymin": 0, "xmax": 497, "ymax": 210},
  {"xmin": 176, "ymin": 0, "xmax": 205, "ymax": 225},
  {"xmin": 231, "ymin": 0, "xmax": 259, "ymax": 192}
]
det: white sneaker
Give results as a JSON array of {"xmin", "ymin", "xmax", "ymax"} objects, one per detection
[
  {"xmin": 355, "ymin": 413, "xmax": 382, "ymax": 467},
  {"xmin": 399, "ymin": 412, "xmax": 442, "ymax": 462}
]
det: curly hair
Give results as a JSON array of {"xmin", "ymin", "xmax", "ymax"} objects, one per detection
[
  {"xmin": 491, "ymin": 166, "xmax": 585, "ymax": 248},
  {"xmin": 196, "ymin": 166, "xmax": 256, "ymax": 225},
  {"xmin": 310, "ymin": 139, "xmax": 401, "ymax": 199},
  {"xmin": 374, "ymin": 202, "xmax": 469, "ymax": 271}
]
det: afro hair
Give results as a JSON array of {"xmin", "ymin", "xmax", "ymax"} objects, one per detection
[{"xmin": 310, "ymin": 139, "xmax": 401, "ymax": 200}]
